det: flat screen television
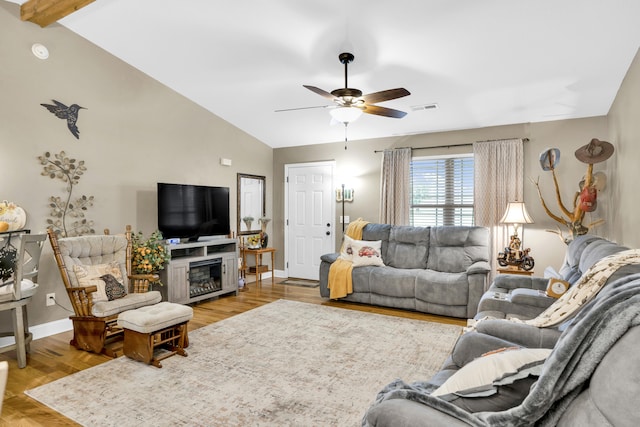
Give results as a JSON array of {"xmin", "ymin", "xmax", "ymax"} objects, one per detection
[{"xmin": 157, "ymin": 182, "xmax": 230, "ymax": 241}]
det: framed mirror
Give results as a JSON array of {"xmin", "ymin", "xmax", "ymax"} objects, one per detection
[{"xmin": 237, "ymin": 173, "xmax": 265, "ymax": 235}]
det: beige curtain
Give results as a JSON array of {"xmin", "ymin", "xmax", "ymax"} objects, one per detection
[
  {"xmin": 474, "ymin": 139, "xmax": 525, "ymax": 286},
  {"xmin": 380, "ymin": 148, "xmax": 411, "ymax": 225}
]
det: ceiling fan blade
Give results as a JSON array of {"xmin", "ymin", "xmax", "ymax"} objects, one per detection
[
  {"xmin": 275, "ymin": 105, "xmax": 331, "ymax": 113},
  {"xmin": 362, "ymin": 104, "xmax": 408, "ymax": 118},
  {"xmin": 361, "ymin": 88, "xmax": 410, "ymax": 104},
  {"xmin": 303, "ymin": 85, "xmax": 338, "ymax": 101}
]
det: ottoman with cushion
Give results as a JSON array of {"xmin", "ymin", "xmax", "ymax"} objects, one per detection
[{"xmin": 117, "ymin": 302, "xmax": 193, "ymax": 368}]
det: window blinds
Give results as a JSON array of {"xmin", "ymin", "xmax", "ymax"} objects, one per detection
[{"xmin": 410, "ymin": 156, "xmax": 474, "ymax": 226}]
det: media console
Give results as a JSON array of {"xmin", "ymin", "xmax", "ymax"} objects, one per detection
[{"xmin": 158, "ymin": 238, "xmax": 238, "ymax": 304}]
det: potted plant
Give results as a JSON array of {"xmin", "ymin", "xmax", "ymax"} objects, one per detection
[
  {"xmin": 247, "ymin": 234, "xmax": 261, "ymax": 249},
  {"xmin": 131, "ymin": 230, "xmax": 170, "ymax": 285}
]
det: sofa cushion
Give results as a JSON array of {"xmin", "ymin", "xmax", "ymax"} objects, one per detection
[
  {"xmin": 385, "ymin": 225, "xmax": 430, "ymax": 269},
  {"xmin": 91, "ymin": 290, "xmax": 162, "ymax": 317},
  {"xmin": 362, "ymin": 223, "xmax": 391, "ymax": 261},
  {"xmin": 427, "ymin": 227, "xmax": 489, "ymax": 273},
  {"xmin": 415, "ymin": 270, "xmax": 469, "ymax": 306},
  {"xmin": 558, "ymin": 235, "xmax": 603, "ymax": 283},
  {"xmin": 369, "ymin": 267, "xmax": 417, "ymax": 298},
  {"xmin": 578, "ymin": 239, "xmax": 628, "ymax": 277}
]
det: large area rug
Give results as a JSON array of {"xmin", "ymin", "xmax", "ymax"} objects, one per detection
[{"xmin": 26, "ymin": 300, "xmax": 462, "ymax": 426}]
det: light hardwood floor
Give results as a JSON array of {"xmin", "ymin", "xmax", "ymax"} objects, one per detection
[{"xmin": 0, "ymin": 277, "xmax": 465, "ymax": 426}]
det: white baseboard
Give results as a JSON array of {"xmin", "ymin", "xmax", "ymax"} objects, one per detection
[{"xmin": 0, "ymin": 318, "xmax": 73, "ymax": 347}]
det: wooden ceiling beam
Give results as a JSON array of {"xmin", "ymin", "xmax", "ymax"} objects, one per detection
[{"xmin": 21, "ymin": 0, "xmax": 96, "ymax": 28}]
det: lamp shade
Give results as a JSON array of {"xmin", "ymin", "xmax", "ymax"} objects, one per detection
[
  {"xmin": 330, "ymin": 106, "xmax": 363, "ymax": 124},
  {"xmin": 500, "ymin": 202, "xmax": 534, "ymax": 224}
]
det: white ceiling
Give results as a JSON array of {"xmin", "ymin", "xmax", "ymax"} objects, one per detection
[{"xmin": 14, "ymin": 0, "xmax": 640, "ymax": 148}]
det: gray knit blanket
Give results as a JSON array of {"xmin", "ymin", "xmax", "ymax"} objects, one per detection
[{"xmin": 363, "ymin": 272, "xmax": 640, "ymax": 427}]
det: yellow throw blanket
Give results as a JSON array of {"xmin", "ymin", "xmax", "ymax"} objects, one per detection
[{"xmin": 327, "ymin": 218, "xmax": 370, "ymax": 299}]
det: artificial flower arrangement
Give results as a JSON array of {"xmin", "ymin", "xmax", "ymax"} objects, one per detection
[
  {"xmin": 131, "ymin": 230, "xmax": 170, "ymax": 276},
  {"xmin": 247, "ymin": 234, "xmax": 261, "ymax": 248}
]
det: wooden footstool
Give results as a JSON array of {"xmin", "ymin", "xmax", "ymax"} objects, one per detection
[{"xmin": 117, "ymin": 302, "xmax": 193, "ymax": 368}]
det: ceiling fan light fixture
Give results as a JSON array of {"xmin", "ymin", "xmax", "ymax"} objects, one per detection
[{"xmin": 330, "ymin": 106, "xmax": 363, "ymax": 124}]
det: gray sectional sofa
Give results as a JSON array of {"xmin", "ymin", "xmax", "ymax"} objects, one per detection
[
  {"xmin": 319, "ymin": 224, "xmax": 490, "ymax": 318},
  {"xmin": 363, "ymin": 235, "xmax": 640, "ymax": 426}
]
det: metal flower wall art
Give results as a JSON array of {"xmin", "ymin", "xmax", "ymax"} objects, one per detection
[
  {"xmin": 41, "ymin": 100, "xmax": 86, "ymax": 139},
  {"xmin": 532, "ymin": 138, "xmax": 614, "ymax": 243},
  {"xmin": 38, "ymin": 151, "xmax": 95, "ymax": 237}
]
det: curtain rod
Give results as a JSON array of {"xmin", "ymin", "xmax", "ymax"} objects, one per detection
[{"xmin": 374, "ymin": 138, "xmax": 529, "ymax": 153}]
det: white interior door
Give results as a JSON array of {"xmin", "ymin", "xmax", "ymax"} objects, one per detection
[{"xmin": 285, "ymin": 162, "xmax": 335, "ymax": 280}]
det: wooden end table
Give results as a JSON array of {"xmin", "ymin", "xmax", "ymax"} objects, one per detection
[
  {"xmin": 497, "ymin": 267, "xmax": 534, "ymax": 276},
  {"xmin": 241, "ymin": 247, "xmax": 276, "ymax": 286}
]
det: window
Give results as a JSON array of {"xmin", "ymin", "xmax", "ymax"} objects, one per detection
[{"xmin": 410, "ymin": 154, "xmax": 474, "ymax": 226}]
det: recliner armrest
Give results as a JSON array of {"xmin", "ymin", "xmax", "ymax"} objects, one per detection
[
  {"xmin": 492, "ymin": 274, "xmax": 548, "ymax": 291},
  {"xmin": 475, "ymin": 319, "xmax": 561, "ymax": 348},
  {"xmin": 510, "ymin": 288, "xmax": 555, "ymax": 308},
  {"xmin": 320, "ymin": 253, "xmax": 339, "ymax": 263},
  {"xmin": 467, "ymin": 260, "xmax": 491, "ymax": 275}
]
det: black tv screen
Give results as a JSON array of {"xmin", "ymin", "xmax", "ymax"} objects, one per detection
[{"xmin": 157, "ymin": 183, "xmax": 230, "ymax": 241}]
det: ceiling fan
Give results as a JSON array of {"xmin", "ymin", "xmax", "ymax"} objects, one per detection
[{"xmin": 280, "ymin": 52, "xmax": 411, "ymax": 123}]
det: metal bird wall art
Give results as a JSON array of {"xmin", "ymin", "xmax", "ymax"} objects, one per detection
[{"xmin": 40, "ymin": 100, "xmax": 86, "ymax": 139}]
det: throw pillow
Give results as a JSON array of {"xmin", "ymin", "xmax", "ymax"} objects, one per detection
[
  {"xmin": 432, "ymin": 347, "xmax": 551, "ymax": 399},
  {"xmin": 339, "ymin": 235, "xmax": 355, "ymax": 261},
  {"xmin": 73, "ymin": 261, "xmax": 125, "ymax": 303},
  {"xmin": 343, "ymin": 237, "xmax": 384, "ymax": 267},
  {"xmin": 100, "ymin": 274, "xmax": 127, "ymax": 301}
]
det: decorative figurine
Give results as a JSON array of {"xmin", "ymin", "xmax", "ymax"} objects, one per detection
[{"xmin": 497, "ymin": 234, "xmax": 535, "ymax": 271}]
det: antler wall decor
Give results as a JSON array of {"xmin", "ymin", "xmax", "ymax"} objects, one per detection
[{"xmin": 532, "ymin": 138, "xmax": 614, "ymax": 243}]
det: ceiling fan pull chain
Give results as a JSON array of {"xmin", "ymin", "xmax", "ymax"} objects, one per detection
[{"xmin": 344, "ymin": 123, "xmax": 348, "ymax": 150}]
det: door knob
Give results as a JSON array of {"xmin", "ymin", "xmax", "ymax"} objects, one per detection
[
  {"xmin": 326, "ymin": 231, "xmax": 331, "ymax": 235},
  {"xmin": 326, "ymin": 223, "xmax": 331, "ymax": 227}
]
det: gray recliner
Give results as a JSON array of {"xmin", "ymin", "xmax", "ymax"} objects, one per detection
[
  {"xmin": 472, "ymin": 235, "xmax": 639, "ymax": 349},
  {"xmin": 363, "ymin": 271, "xmax": 640, "ymax": 426},
  {"xmin": 476, "ymin": 235, "xmax": 629, "ymax": 319},
  {"xmin": 364, "ymin": 236, "xmax": 640, "ymax": 426}
]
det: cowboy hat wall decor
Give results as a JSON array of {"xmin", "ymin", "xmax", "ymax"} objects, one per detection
[
  {"xmin": 574, "ymin": 138, "xmax": 614, "ymax": 164},
  {"xmin": 532, "ymin": 138, "xmax": 615, "ymax": 243}
]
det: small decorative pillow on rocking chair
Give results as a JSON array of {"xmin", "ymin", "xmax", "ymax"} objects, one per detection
[{"xmin": 100, "ymin": 274, "xmax": 127, "ymax": 301}]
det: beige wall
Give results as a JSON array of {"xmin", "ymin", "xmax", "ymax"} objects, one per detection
[
  {"xmin": 1, "ymin": 2, "xmax": 273, "ymax": 328},
  {"xmin": 274, "ymin": 118, "xmax": 611, "ymax": 278},
  {"xmin": 606, "ymin": 48, "xmax": 640, "ymax": 246}
]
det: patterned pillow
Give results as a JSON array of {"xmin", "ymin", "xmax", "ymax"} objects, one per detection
[
  {"xmin": 73, "ymin": 261, "xmax": 125, "ymax": 303},
  {"xmin": 100, "ymin": 274, "xmax": 127, "ymax": 301},
  {"xmin": 342, "ymin": 236, "xmax": 384, "ymax": 267}
]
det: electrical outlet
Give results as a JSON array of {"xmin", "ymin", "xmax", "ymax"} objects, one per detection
[{"xmin": 46, "ymin": 293, "xmax": 55, "ymax": 307}]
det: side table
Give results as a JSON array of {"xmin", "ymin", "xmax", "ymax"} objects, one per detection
[
  {"xmin": 497, "ymin": 267, "xmax": 534, "ymax": 276},
  {"xmin": 241, "ymin": 247, "xmax": 276, "ymax": 286}
]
